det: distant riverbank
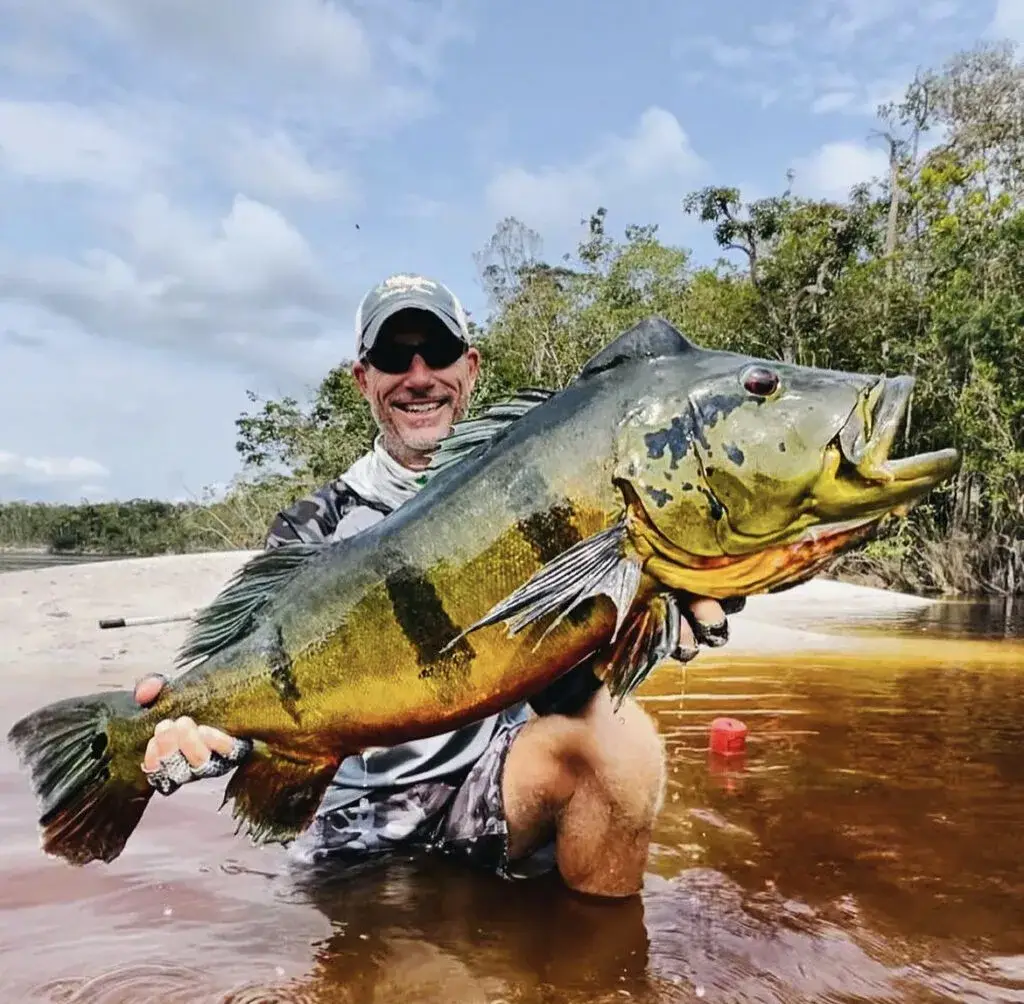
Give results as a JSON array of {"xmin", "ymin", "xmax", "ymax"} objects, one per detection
[{"xmin": 0, "ymin": 549, "xmax": 128, "ymax": 574}]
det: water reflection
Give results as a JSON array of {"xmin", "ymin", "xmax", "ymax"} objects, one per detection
[{"xmin": 2, "ymin": 607, "xmax": 1023, "ymax": 1002}]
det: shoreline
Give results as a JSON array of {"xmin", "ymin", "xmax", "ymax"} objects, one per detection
[{"xmin": 0, "ymin": 550, "xmax": 951, "ymax": 693}]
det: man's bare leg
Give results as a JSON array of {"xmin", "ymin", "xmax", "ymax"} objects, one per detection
[{"xmin": 501, "ymin": 687, "xmax": 665, "ymax": 898}]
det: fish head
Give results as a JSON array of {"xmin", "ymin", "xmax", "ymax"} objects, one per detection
[{"xmin": 613, "ymin": 349, "xmax": 961, "ymax": 594}]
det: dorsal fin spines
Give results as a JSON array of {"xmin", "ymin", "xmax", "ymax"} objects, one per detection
[
  {"xmin": 578, "ymin": 317, "xmax": 698, "ymax": 381},
  {"xmin": 422, "ymin": 387, "xmax": 556, "ymax": 478},
  {"xmin": 175, "ymin": 543, "xmax": 325, "ymax": 670}
]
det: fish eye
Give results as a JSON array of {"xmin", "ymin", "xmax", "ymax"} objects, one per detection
[{"xmin": 741, "ymin": 366, "xmax": 780, "ymax": 397}]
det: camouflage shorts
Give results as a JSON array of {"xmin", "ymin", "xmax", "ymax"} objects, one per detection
[{"xmin": 288, "ymin": 718, "xmax": 556, "ymax": 881}]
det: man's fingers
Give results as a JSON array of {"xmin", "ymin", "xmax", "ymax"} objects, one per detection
[
  {"xmin": 197, "ymin": 725, "xmax": 238, "ymax": 759},
  {"xmin": 673, "ymin": 615, "xmax": 699, "ymax": 663},
  {"xmin": 133, "ymin": 674, "xmax": 167, "ymax": 707},
  {"xmin": 175, "ymin": 717, "xmax": 212, "ymax": 769},
  {"xmin": 686, "ymin": 597, "xmax": 729, "ymax": 647},
  {"xmin": 142, "ymin": 735, "xmax": 163, "ymax": 773}
]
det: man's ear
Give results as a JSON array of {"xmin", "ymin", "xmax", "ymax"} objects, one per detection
[
  {"xmin": 464, "ymin": 346, "xmax": 481, "ymax": 388},
  {"xmin": 352, "ymin": 360, "xmax": 370, "ymax": 398}
]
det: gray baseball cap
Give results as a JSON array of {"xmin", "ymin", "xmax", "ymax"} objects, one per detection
[{"xmin": 354, "ymin": 273, "xmax": 471, "ymax": 359}]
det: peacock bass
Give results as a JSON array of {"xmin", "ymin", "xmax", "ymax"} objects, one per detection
[{"xmin": 7, "ymin": 318, "xmax": 961, "ymax": 865}]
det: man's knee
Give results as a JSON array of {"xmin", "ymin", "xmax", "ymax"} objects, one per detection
[{"xmin": 502, "ymin": 699, "xmax": 665, "ymax": 852}]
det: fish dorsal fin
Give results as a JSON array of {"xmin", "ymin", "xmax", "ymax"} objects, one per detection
[
  {"xmin": 578, "ymin": 316, "xmax": 697, "ymax": 380},
  {"xmin": 175, "ymin": 543, "xmax": 324, "ymax": 669},
  {"xmin": 422, "ymin": 387, "xmax": 556, "ymax": 478}
]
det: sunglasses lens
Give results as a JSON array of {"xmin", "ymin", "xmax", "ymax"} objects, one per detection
[{"xmin": 367, "ymin": 335, "xmax": 465, "ymax": 373}]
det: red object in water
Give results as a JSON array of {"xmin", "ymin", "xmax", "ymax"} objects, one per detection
[{"xmin": 709, "ymin": 717, "xmax": 747, "ymax": 756}]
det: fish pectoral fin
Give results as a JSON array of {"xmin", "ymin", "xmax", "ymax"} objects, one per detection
[
  {"xmin": 220, "ymin": 741, "xmax": 340, "ymax": 846},
  {"xmin": 445, "ymin": 520, "xmax": 642, "ymax": 651},
  {"xmin": 595, "ymin": 592, "xmax": 682, "ymax": 709}
]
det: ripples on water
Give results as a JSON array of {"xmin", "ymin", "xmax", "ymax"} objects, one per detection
[{"xmin": 1, "ymin": 601, "xmax": 1022, "ymax": 1003}]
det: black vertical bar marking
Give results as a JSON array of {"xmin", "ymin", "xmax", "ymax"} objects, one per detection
[
  {"xmin": 269, "ymin": 625, "xmax": 301, "ymax": 724},
  {"xmin": 385, "ymin": 565, "xmax": 475, "ymax": 679},
  {"xmin": 516, "ymin": 502, "xmax": 594, "ymax": 628}
]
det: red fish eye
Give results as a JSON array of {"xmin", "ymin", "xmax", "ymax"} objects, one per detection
[{"xmin": 742, "ymin": 366, "xmax": 779, "ymax": 397}]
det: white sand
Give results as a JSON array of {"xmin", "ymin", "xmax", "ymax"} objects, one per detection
[{"xmin": 0, "ymin": 550, "xmax": 940, "ymax": 699}]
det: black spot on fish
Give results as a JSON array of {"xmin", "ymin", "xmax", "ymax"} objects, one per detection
[
  {"xmin": 778, "ymin": 442, "xmax": 787, "ymax": 452},
  {"xmin": 90, "ymin": 733, "xmax": 108, "ymax": 759},
  {"xmin": 644, "ymin": 412, "xmax": 706, "ymax": 469},
  {"xmin": 664, "ymin": 471, "xmax": 672, "ymax": 481},
  {"xmin": 725, "ymin": 443, "xmax": 745, "ymax": 465},
  {"xmin": 645, "ymin": 486, "xmax": 672, "ymax": 508},
  {"xmin": 269, "ymin": 625, "xmax": 301, "ymax": 724},
  {"xmin": 696, "ymin": 486, "xmax": 725, "ymax": 521},
  {"xmin": 517, "ymin": 503, "xmax": 582, "ymax": 564},
  {"xmin": 385, "ymin": 564, "xmax": 474, "ymax": 680},
  {"xmin": 682, "ymin": 482, "xmax": 694, "ymax": 491},
  {"xmin": 644, "ymin": 393, "xmax": 749, "ymax": 469}
]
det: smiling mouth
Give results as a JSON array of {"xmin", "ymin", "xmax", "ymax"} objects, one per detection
[{"xmin": 393, "ymin": 400, "xmax": 449, "ymax": 415}]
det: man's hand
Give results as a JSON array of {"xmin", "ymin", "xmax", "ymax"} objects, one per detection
[
  {"xmin": 673, "ymin": 595, "xmax": 745, "ymax": 662},
  {"xmin": 134, "ymin": 676, "xmax": 249, "ymax": 794}
]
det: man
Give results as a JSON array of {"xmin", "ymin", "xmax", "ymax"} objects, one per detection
[{"xmin": 134, "ymin": 273, "xmax": 739, "ymax": 898}]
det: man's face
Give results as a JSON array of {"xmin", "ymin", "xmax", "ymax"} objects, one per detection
[{"xmin": 352, "ymin": 315, "xmax": 481, "ymax": 468}]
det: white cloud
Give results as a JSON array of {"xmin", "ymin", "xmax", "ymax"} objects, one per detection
[
  {"xmin": 485, "ymin": 107, "xmax": 704, "ymax": 236},
  {"xmin": 752, "ymin": 22, "xmax": 798, "ymax": 47},
  {"xmin": 0, "ymin": 193, "xmax": 340, "ymax": 377},
  {"xmin": 990, "ymin": 0, "xmax": 1024, "ymax": 40},
  {"xmin": 812, "ymin": 91, "xmax": 857, "ymax": 113},
  {"xmin": 707, "ymin": 41, "xmax": 752, "ymax": 67},
  {"xmin": 71, "ymin": 0, "xmax": 372, "ymax": 83},
  {"xmin": 0, "ymin": 451, "xmax": 109, "ymax": 483},
  {"xmin": 922, "ymin": 0, "xmax": 958, "ymax": 21},
  {"xmin": 220, "ymin": 129, "xmax": 355, "ymax": 205},
  {"xmin": 0, "ymin": 100, "xmax": 166, "ymax": 189},
  {"xmin": 790, "ymin": 139, "xmax": 889, "ymax": 200}
]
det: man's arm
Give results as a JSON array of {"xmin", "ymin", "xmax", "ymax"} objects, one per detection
[{"xmin": 265, "ymin": 479, "xmax": 387, "ymax": 550}]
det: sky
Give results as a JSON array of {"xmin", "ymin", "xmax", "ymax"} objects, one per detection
[{"xmin": 0, "ymin": 0, "xmax": 1020, "ymax": 505}]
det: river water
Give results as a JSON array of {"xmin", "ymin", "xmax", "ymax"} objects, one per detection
[{"xmin": 1, "ymin": 599, "xmax": 1022, "ymax": 1003}]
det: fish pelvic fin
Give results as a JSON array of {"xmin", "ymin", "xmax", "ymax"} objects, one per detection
[
  {"xmin": 7, "ymin": 691, "xmax": 153, "ymax": 865},
  {"xmin": 420, "ymin": 388, "xmax": 556, "ymax": 481},
  {"xmin": 220, "ymin": 742, "xmax": 340, "ymax": 846},
  {"xmin": 176, "ymin": 543, "xmax": 324, "ymax": 670},
  {"xmin": 445, "ymin": 519, "xmax": 643, "ymax": 653},
  {"xmin": 595, "ymin": 592, "xmax": 682, "ymax": 710}
]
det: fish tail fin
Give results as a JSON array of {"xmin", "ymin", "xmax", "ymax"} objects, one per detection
[
  {"xmin": 7, "ymin": 691, "xmax": 153, "ymax": 865},
  {"xmin": 220, "ymin": 742, "xmax": 340, "ymax": 846}
]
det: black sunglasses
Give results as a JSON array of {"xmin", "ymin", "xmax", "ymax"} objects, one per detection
[{"xmin": 364, "ymin": 335, "xmax": 466, "ymax": 374}]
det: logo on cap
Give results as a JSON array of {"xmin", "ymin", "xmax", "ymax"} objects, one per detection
[{"xmin": 374, "ymin": 274, "xmax": 438, "ymax": 300}]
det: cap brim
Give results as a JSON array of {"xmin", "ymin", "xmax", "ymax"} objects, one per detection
[{"xmin": 359, "ymin": 294, "xmax": 468, "ymax": 356}]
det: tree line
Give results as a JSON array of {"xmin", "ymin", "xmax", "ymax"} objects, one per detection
[{"xmin": 2, "ymin": 42, "xmax": 1021, "ymax": 595}]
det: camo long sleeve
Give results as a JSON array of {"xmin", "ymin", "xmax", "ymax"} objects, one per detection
[{"xmin": 264, "ymin": 480, "xmax": 390, "ymax": 550}]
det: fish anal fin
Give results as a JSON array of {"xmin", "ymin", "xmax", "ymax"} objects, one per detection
[
  {"xmin": 176, "ymin": 543, "xmax": 325, "ymax": 670},
  {"xmin": 220, "ymin": 742, "xmax": 341, "ymax": 846},
  {"xmin": 594, "ymin": 592, "xmax": 681, "ymax": 709}
]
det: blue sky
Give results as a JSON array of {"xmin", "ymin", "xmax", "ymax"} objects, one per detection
[{"xmin": 0, "ymin": 0, "xmax": 1020, "ymax": 504}]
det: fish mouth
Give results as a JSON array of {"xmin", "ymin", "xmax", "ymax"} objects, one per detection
[{"xmin": 831, "ymin": 376, "xmax": 960, "ymax": 497}]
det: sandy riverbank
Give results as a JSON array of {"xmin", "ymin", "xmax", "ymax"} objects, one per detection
[{"xmin": 0, "ymin": 549, "xmax": 942, "ymax": 697}]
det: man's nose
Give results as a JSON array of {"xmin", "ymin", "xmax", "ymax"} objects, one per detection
[{"xmin": 403, "ymin": 353, "xmax": 435, "ymax": 386}]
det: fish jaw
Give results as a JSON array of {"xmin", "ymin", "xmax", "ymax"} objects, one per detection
[
  {"xmin": 624, "ymin": 498, "xmax": 882, "ymax": 598},
  {"xmin": 813, "ymin": 375, "xmax": 961, "ymax": 522}
]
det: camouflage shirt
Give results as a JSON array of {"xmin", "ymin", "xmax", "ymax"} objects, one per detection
[{"xmin": 265, "ymin": 462, "xmax": 529, "ymax": 817}]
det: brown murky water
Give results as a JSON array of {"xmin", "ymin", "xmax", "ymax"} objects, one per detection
[{"xmin": 1, "ymin": 601, "xmax": 1023, "ymax": 1003}]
